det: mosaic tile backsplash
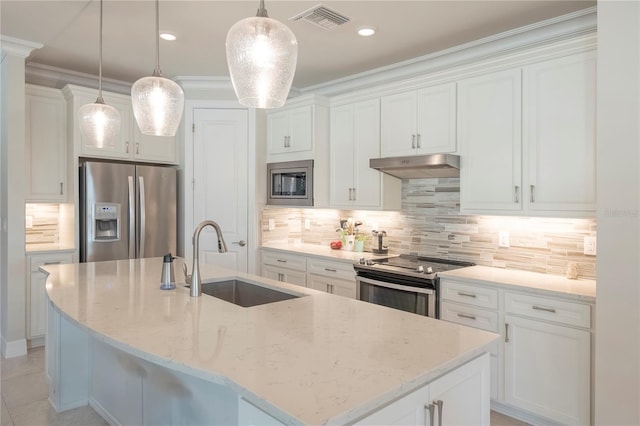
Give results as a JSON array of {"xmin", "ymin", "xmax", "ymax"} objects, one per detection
[
  {"xmin": 262, "ymin": 178, "xmax": 597, "ymax": 280},
  {"xmin": 25, "ymin": 203, "xmax": 60, "ymax": 245}
]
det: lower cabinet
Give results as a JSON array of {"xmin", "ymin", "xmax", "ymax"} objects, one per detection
[
  {"xmin": 27, "ymin": 252, "xmax": 73, "ymax": 342},
  {"xmin": 440, "ymin": 277, "xmax": 593, "ymax": 425},
  {"xmin": 261, "ymin": 249, "xmax": 358, "ymax": 299},
  {"xmin": 355, "ymin": 353, "xmax": 490, "ymax": 426}
]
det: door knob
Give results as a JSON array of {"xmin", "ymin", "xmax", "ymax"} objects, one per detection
[{"xmin": 232, "ymin": 240, "xmax": 246, "ymax": 247}]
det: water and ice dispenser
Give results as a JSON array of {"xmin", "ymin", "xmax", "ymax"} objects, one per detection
[{"xmin": 93, "ymin": 203, "xmax": 120, "ymax": 241}]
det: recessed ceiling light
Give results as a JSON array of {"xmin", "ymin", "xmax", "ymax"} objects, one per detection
[
  {"xmin": 357, "ymin": 26, "xmax": 376, "ymax": 37},
  {"xmin": 160, "ymin": 32, "xmax": 176, "ymax": 41}
]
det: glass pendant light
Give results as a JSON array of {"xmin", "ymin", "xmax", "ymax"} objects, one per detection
[
  {"xmin": 131, "ymin": 0, "xmax": 184, "ymax": 137},
  {"xmin": 225, "ymin": 0, "xmax": 298, "ymax": 109},
  {"xmin": 78, "ymin": 0, "xmax": 121, "ymax": 148}
]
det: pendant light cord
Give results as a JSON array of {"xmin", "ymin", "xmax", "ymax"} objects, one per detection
[
  {"xmin": 153, "ymin": 0, "xmax": 162, "ymax": 77},
  {"xmin": 97, "ymin": 0, "xmax": 104, "ymax": 102}
]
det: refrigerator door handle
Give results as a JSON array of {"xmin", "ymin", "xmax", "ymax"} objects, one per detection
[
  {"xmin": 139, "ymin": 176, "xmax": 146, "ymax": 258},
  {"xmin": 128, "ymin": 176, "xmax": 135, "ymax": 259}
]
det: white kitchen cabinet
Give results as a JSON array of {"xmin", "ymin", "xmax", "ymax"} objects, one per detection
[
  {"xmin": 267, "ymin": 106, "xmax": 312, "ymax": 155},
  {"xmin": 330, "ymin": 99, "xmax": 400, "ymax": 210},
  {"xmin": 25, "ymin": 85, "xmax": 67, "ymax": 202},
  {"xmin": 355, "ymin": 353, "xmax": 490, "ymax": 426},
  {"xmin": 504, "ymin": 291, "xmax": 591, "ymax": 425},
  {"xmin": 27, "ymin": 252, "xmax": 73, "ymax": 342},
  {"xmin": 261, "ymin": 251, "xmax": 307, "ymax": 287},
  {"xmin": 381, "ymin": 82, "xmax": 457, "ymax": 157},
  {"xmin": 459, "ymin": 51, "xmax": 596, "ymax": 216},
  {"xmin": 306, "ymin": 257, "xmax": 357, "ymax": 298},
  {"xmin": 63, "ymin": 84, "xmax": 177, "ymax": 164},
  {"xmin": 458, "ymin": 68, "xmax": 523, "ymax": 212},
  {"xmin": 523, "ymin": 51, "xmax": 597, "ymax": 213}
]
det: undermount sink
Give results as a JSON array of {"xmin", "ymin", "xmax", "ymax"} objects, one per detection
[{"xmin": 192, "ymin": 279, "xmax": 303, "ymax": 307}]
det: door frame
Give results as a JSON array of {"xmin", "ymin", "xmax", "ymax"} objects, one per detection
[{"xmin": 180, "ymin": 99, "xmax": 259, "ymax": 274}]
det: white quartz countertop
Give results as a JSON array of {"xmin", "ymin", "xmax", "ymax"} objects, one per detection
[
  {"xmin": 440, "ymin": 265, "xmax": 596, "ymax": 302},
  {"xmin": 25, "ymin": 243, "xmax": 75, "ymax": 254},
  {"xmin": 261, "ymin": 242, "xmax": 392, "ymax": 263},
  {"xmin": 44, "ymin": 257, "xmax": 497, "ymax": 425}
]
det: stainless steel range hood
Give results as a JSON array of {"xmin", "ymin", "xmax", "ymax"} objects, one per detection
[{"xmin": 370, "ymin": 154, "xmax": 460, "ymax": 179}]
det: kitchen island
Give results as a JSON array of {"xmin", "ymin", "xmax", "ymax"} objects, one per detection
[{"xmin": 43, "ymin": 257, "xmax": 498, "ymax": 425}]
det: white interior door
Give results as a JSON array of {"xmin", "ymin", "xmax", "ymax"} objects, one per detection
[{"xmin": 193, "ymin": 108, "xmax": 248, "ymax": 272}]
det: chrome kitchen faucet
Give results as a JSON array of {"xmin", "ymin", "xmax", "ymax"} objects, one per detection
[{"xmin": 183, "ymin": 220, "xmax": 228, "ymax": 297}]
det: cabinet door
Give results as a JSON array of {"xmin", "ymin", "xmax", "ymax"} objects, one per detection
[
  {"xmin": 352, "ymin": 99, "xmax": 383, "ymax": 208},
  {"xmin": 79, "ymin": 92, "xmax": 132, "ymax": 159},
  {"xmin": 28, "ymin": 253, "xmax": 73, "ymax": 339},
  {"xmin": 459, "ymin": 69, "xmax": 522, "ymax": 212},
  {"xmin": 307, "ymin": 274, "xmax": 356, "ymax": 299},
  {"xmin": 355, "ymin": 382, "xmax": 430, "ymax": 425},
  {"xmin": 504, "ymin": 315, "xmax": 590, "ymax": 425},
  {"xmin": 288, "ymin": 105, "xmax": 313, "ymax": 153},
  {"xmin": 524, "ymin": 51, "xmax": 597, "ymax": 213},
  {"xmin": 416, "ymin": 83, "xmax": 457, "ymax": 154},
  {"xmin": 134, "ymin": 130, "xmax": 177, "ymax": 164},
  {"xmin": 330, "ymin": 104, "xmax": 356, "ymax": 207},
  {"xmin": 428, "ymin": 352, "xmax": 491, "ymax": 426},
  {"xmin": 262, "ymin": 264, "xmax": 306, "ymax": 287},
  {"xmin": 267, "ymin": 110, "xmax": 290, "ymax": 154},
  {"xmin": 381, "ymin": 90, "xmax": 418, "ymax": 157},
  {"xmin": 25, "ymin": 87, "xmax": 67, "ymax": 202}
]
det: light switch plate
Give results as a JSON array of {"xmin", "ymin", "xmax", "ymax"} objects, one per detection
[
  {"xmin": 498, "ymin": 230, "xmax": 510, "ymax": 248},
  {"xmin": 268, "ymin": 219, "xmax": 275, "ymax": 231},
  {"xmin": 584, "ymin": 236, "xmax": 597, "ymax": 255}
]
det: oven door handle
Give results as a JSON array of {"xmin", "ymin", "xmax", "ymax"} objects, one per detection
[{"xmin": 357, "ymin": 276, "xmax": 435, "ymax": 295}]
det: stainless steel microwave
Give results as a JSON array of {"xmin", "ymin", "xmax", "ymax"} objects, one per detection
[{"xmin": 267, "ymin": 160, "xmax": 314, "ymax": 206}]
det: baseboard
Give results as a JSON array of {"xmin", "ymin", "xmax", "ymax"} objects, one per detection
[
  {"xmin": 89, "ymin": 397, "xmax": 120, "ymax": 426},
  {"xmin": 1, "ymin": 337, "xmax": 27, "ymax": 358},
  {"xmin": 28, "ymin": 336, "xmax": 45, "ymax": 348}
]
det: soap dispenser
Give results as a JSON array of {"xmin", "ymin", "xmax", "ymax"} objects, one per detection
[{"xmin": 160, "ymin": 253, "xmax": 176, "ymax": 290}]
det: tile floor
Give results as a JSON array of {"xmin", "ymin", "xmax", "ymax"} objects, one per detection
[
  {"xmin": 2, "ymin": 347, "xmax": 530, "ymax": 426},
  {"xmin": 0, "ymin": 347, "xmax": 106, "ymax": 426}
]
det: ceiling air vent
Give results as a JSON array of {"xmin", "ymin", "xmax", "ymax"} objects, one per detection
[{"xmin": 290, "ymin": 4, "xmax": 350, "ymax": 31}]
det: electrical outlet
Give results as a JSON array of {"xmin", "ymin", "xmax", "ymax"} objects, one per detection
[
  {"xmin": 304, "ymin": 219, "xmax": 311, "ymax": 230},
  {"xmin": 25, "ymin": 215, "xmax": 33, "ymax": 229},
  {"xmin": 584, "ymin": 236, "xmax": 597, "ymax": 255},
  {"xmin": 268, "ymin": 219, "xmax": 275, "ymax": 231},
  {"xmin": 498, "ymin": 230, "xmax": 510, "ymax": 248}
]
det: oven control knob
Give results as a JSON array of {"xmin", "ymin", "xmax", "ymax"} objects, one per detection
[
  {"xmin": 426, "ymin": 266, "xmax": 434, "ymax": 274},
  {"xmin": 359, "ymin": 258, "xmax": 366, "ymax": 264},
  {"xmin": 416, "ymin": 265, "xmax": 424, "ymax": 273},
  {"xmin": 366, "ymin": 259, "xmax": 375, "ymax": 266}
]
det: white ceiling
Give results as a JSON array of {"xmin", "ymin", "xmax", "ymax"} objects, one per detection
[{"xmin": 1, "ymin": 1, "xmax": 595, "ymax": 90}]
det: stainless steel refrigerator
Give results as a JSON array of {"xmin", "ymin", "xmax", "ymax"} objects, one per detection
[{"xmin": 80, "ymin": 160, "xmax": 177, "ymax": 262}]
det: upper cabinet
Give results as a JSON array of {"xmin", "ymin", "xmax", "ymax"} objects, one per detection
[
  {"xmin": 266, "ymin": 94, "xmax": 329, "ymax": 163},
  {"xmin": 381, "ymin": 82, "xmax": 457, "ymax": 157},
  {"xmin": 330, "ymin": 99, "xmax": 400, "ymax": 210},
  {"xmin": 459, "ymin": 50, "xmax": 596, "ymax": 216},
  {"xmin": 62, "ymin": 84, "xmax": 178, "ymax": 164},
  {"xmin": 25, "ymin": 85, "xmax": 67, "ymax": 202}
]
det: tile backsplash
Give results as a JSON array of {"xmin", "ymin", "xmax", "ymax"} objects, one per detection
[
  {"xmin": 25, "ymin": 203, "xmax": 60, "ymax": 245},
  {"xmin": 262, "ymin": 178, "xmax": 597, "ymax": 280}
]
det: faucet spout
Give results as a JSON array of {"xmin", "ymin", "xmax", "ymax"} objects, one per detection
[{"xmin": 190, "ymin": 220, "xmax": 227, "ymax": 297}]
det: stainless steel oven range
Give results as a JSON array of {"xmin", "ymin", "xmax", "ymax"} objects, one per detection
[{"xmin": 354, "ymin": 255, "xmax": 475, "ymax": 318}]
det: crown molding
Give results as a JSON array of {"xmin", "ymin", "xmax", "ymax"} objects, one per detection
[
  {"xmin": 0, "ymin": 36, "xmax": 42, "ymax": 58},
  {"xmin": 25, "ymin": 62, "xmax": 132, "ymax": 95}
]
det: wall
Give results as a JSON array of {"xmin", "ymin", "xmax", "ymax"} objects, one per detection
[
  {"xmin": 262, "ymin": 178, "xmax": 597, "ymax": 280},
  {"xmin": 594, "ymin": 1, "xmax": 640, "ymax": 425}
]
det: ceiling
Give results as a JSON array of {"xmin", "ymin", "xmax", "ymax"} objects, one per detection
[{"xmin": 1, "ymin": 1, "xmax": 595, "ymax": 91}]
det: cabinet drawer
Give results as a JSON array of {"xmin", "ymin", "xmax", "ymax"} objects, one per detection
[
  {"xmin": 30, "ymin": 253, "xmax": 73, "ymax": 272},
  {"xmin": 440, "ymin": 301, "xmax": 499, "ymax": 333},
  {"xmin": 440, "ymin": 280, "xmax": 498, "ymax": 310},
  {"xmin": 261, "ymin": 251, "xmax": 306, "ymax": 272},
  {"xmin": 306, "ymin": 258, "xmax": 356, "ymax": 281},
  {"xmin": 505, "ymin": 292, "xmax": 591, "ymax": 328}
]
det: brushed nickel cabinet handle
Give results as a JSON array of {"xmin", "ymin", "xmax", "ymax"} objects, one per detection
[
  {"xmin": 412, "ymin": 134, "xmax": 416, "ymax": 149},
  {"xmin": 136, "ymin": 142, "xmax": 140, "ymax": 154},
  {"xmin": 59, "ymin": 182, "xmax": 63, "ymax": 195},
  {"xmin": 126, "ymin": 141, "xmax": 129, "ymax": 153},
  {"xmin": 530, "ymin": 184, "xmax": 535, "ymax": 203},
  {"xmin": 435, "ymin": 400, "xmax": 443, "ymax": 426},
  {"xmin": 424, "ymin": 403, "xmax": 435, "ymax": 426},
  {"xmin": 44, "ymin": 261, "xmax": 61, "ymax": 265},
  {"xmin": 276, "ymin": 259, "xmax": 287, "ymax": 263},
  {"xmin": 324, "ymin": 268, "xmax": 337, "ymax": 273},
  {"xmin": 514, "ymin": 185, "xmax": 520, "ymax": 203},
  {"xmin": 417, "ymin": 133, "xmax": 422, "ymax": 149},
  {"xmin": 457, "ymin": 291, "xmax": 477, "ymax": 298},
  {"xmin": 532, "ymin": 305, "xmax": 556, "ymax": 313},
  {"xmin": 457, "ymin": 313, "xmax": 476, "ymax": 320},
  {"xmin": 505, "ymin": 323, "xmax": 510, "ymax": 343}
]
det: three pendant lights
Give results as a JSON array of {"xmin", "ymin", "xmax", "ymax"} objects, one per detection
[{"xmin": 80, "ymin": 0, "xmax": 297, "ymax": 147}]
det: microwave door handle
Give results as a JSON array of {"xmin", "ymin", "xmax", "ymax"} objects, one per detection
[{"xmin": 357, "ymin": 276, "xmax": 435, "ymax": 295}]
